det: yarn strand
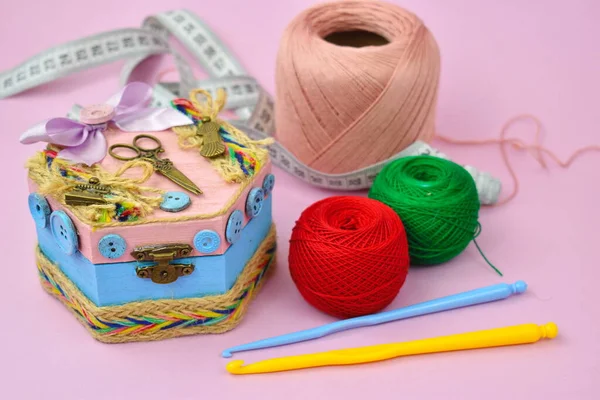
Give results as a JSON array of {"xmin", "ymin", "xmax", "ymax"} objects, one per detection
[
  {"xmin": 473, "ymin": 238, "xmax": 503, "ymax": 277},
  {"xmin": 368, "ymin": 155, "xmax": 501, "ymax": 275},
  {"xmin": 435, "ymin": 114, "xmax": 600, "ymax": 205},
  {"xmin": 26, "ymin": 148, "xmax": 164, "ymax": 224},
  {"xmin": 171, "ymin": 89, "xmax": 273, "ymax": 183}
]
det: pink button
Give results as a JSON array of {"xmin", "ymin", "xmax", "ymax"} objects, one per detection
[{"xmin": 80, "ymin": 104, "xmax": 115, "ymax": 124}]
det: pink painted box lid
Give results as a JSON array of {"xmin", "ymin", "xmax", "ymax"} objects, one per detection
[{"xmin": 27, "ymin": 126, "xmax": 272, "ymax": 264}]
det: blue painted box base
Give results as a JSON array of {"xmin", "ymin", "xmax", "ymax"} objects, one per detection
[{"xmin": 37, "ymin": 197, "xmax": 273, "ymax": 307}]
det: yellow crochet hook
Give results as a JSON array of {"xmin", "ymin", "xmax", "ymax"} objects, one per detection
[{"xmin": 226, "ymin": 322, "xmax": 558, "ymax": 375}]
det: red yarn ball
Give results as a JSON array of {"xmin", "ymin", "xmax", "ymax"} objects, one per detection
[{"xmin": 289, "ymin": 196, "xmax": 410, "ymax": 318}]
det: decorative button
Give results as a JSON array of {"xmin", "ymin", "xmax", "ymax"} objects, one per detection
[
  {"xmin": 245, "ymin": 187, "xmax": 265, "ymax": 218},
  {"xmin": 28, "ymin": 193, "xmax": 51, "ymax": 228},
  {"xmin": 160, "ymin": 191, "xmax": 191, "ymax": 212},
  {"xmin": 225, "ymin": 210, "xmax": 244, "ymax": 244},
  {"xmin": 98, "ymin": 234, "xmax": 127, "ymax": 259},
  {"xmin": 50, "ymin": 210, "xmax": 79, "ymax": 255},
  {"xmin": 194, "ymin": 230, "xmax": 221, "ymax": 254},
  {"xmin": 79, "ymin": 104, "xmax": 115, "ymax": 124},
  {"xmin": 263, "ymin": 173, "xmax": 275, "ymax": 197}
]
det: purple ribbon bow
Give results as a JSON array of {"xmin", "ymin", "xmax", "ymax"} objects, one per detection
[{"xmin": 19, "ymin": 82, "xmax": 193, "ymax": 165}]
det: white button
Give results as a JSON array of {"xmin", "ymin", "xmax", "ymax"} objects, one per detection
[{"xmin": 80, "ymin": 104, "xmax": 115, "ymax": 124}]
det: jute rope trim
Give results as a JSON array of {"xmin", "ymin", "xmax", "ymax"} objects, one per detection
[
  {"xmin": 172, "ymin": 88, "xmax": 274, "ymax": 183},
  {"xmin": 78, "ymin": 166, "xmax": 260, "ymax": 229},
  {"xmin": 25, "ymin": 88, "xmax": 273, "ymax": 229},
  {"xmin": 26, "ymin": 146, "xmax": 272, "ymax": 229},
  {"xmin": 36, "ymin": 225, "xmax": 277, "ymax": 343},
  {"xmin": 27, "ymin": 150, "xmax": 165, "ymax": 226}
]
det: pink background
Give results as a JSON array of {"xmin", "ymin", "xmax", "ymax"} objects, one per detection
[{"xmin": 1, "ymin": 0, "xmax": 598, "ymax": 399}]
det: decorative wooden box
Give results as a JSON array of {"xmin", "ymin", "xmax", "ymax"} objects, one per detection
[{"xmin": 23, "ymin": 84, "xmax": 276, "ymax": 343}]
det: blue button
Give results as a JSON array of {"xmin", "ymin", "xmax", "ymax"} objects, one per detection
[
  {"xmin": 50, "ymin": 210, "xmax": 79, "ymax": 255},
  {"xmin": 263, "ymin": 173, "xmax": 275, "ymax": 197},
  {"xmin": 245, "ymin": 187, "xmax": 264, "ymax": 218},
  {"xmin": 98, "ymin": 234, "xmax": 127, "ymax": 259},
  {"xmin": 160, "ymin": 191, "xmax": 191, "ymax": 212},
  {"xmin": 194, "ymin": 230, "xmax": 221, "ymax": 254},
  {"xmin": 28, "ymin": 193, "xmax": 51, "ymax": 228},
  {"xmin": 225, "ymin": 210, "xmax": 244, "ymax": 244}
]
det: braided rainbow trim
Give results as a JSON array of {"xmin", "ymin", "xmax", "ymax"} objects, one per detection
[
  {"xmin": 42, "ymin": 148, "xmax": 142, "ymax": 223},
  {"xmin": 171, "ymin": 98, "xmax": 260, "ymax": 177},
  {"xmin": 36, "ymin": 226, "xmax": 277, "ymax": 343}
]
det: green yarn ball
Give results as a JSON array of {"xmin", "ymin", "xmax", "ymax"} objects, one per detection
[{"xmin": 368, "ymin": 155, "xmax": 480, "ymax": 265}]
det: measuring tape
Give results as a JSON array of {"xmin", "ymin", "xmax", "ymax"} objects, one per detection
[{"xmin": 1, "ymin": 9, "xmax": 501, "ymax": 204}]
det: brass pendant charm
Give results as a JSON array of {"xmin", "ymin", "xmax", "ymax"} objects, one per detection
[
  {"xmin": 65, "ymin": 177, "xmax": 110, "ymax": 206},
  {"xmin": 197, "ymin": 117, "xmax": 226, "ymax": 158}
]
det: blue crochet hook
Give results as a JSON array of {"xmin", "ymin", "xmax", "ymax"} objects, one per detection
[{"xmin": 222, "ymin": 280, "xmax": 527, "ymax": 358}]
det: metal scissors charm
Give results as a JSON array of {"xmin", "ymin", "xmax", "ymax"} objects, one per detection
[{"xmin": 108, "ymin": 134, "xmax": 203, "ymax": 195}]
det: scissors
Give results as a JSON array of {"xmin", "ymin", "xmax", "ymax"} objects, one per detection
[{"xmin": 108, "ymin": 134, "xmax": 203, "ymax": 195}]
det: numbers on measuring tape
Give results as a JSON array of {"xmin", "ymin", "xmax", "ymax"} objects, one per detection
[
  {"xmin": 0, "ymin": 29, "xmax": 172, "ymax": 98},
  {"xmin": 0, "ymin": 9, "xmax": 500, "ymax": 201}
]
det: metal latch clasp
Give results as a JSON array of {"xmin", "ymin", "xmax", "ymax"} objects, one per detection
[
  {"xmin": 65, "ymin": 177, "xmax": 111, "ymax": 206},
  {"xmin": 131, "ymin": 244, "xmax": 194, "ymax": 284}
]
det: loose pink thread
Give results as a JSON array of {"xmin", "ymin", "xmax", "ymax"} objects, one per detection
[{"xmin": 435, "ymin": 114, "xmax": 600, "ymax": 206}]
